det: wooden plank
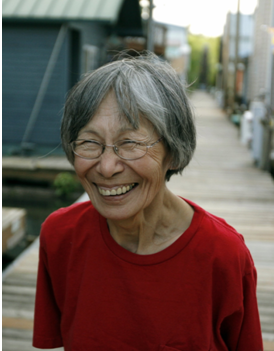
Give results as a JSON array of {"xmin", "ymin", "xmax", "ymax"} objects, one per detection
[
  {"xmin": 2, "ymin": 336, "xmax": 64, "ymax": 351},
  {"xmin": 2, "ymin": 156, "xmax": 75, "ymax": 184},
  {"xmin": 2, "ymin": 285, "xmax": 36, "ymax": 295},
  {"xmin": 2, "ymin": 307, "xmax": 34, "ymax": 320},
  {"xmin": 264, "ymin": 340, "xmax": 274, "ymax": 351},
  {"xmin": 2, "ymin": 207, "xmax": 26, "ymax": 252},
  {"xmin": 4, "ymin": 275, "xmax": 38, "ymax": 287},
  {"xmin": 2, "ymin": 317, "xmax": 33, "ymax": 330},
  {"xmin": 3, "ymin": 328, "xmax": 32, "ymax": 340}
]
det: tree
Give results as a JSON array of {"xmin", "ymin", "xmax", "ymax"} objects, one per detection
[{"xmin": 188, "ymin": 34, "xmax": 220, "ymax": 89}]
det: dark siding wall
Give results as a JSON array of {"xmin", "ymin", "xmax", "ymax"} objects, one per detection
[
  {"xmin": 3, "ymin": 25, "xmax": 69, "ymax": 147},
  {"xmin": 70, "ymin": 22, "xmax": 107, "ymax": 72}
]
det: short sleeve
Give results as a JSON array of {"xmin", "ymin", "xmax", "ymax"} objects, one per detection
[
  {"xmin": 220, "ymin": 266, "xmax": 263, "ymax": 351},
  {"xmin": 33, "ymin": 234, "xmax": 63, "ymax": 349}
]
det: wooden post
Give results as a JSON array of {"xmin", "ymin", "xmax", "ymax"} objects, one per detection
[
  {"xmin": 234, "ymin": 0, "xmax": 241, "ymax": 105},
  {"xmin": 147, "ymin": 0, "xmax": 154, "ymax": 52}
]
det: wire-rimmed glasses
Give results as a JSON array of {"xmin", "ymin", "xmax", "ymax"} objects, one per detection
[{"xmin": 70, "ymin": 137, "xmax": 163, "ymax": 161}]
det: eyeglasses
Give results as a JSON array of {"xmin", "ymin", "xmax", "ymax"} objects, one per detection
[{"xmin": 70, "ymin": 137, "xmax": 163, "ymax": 160}]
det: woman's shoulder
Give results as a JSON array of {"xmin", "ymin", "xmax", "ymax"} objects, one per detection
[
  {"xmin": 41, "ymin": 201, "xmax": 97, "ymax": 233},
  {"xmin": 201, "ymin": 209, "xmax": 246, "ymax": 248},
  {"xmin": 205, "ymin": 212, "xmax": 254, "ymax": 273},
  {"xmin": 187, "ymin": 199, "xmax": 255, "ymax": 274},
  {"xmin": 39, "ymin": 201, "xmax": 99, "ymax": 250},
  {"xmin": 187, "ymin": 199, "xmax": 244, "ymax": 244}
]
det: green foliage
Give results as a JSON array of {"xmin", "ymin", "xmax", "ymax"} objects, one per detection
[
  {"xmin": 188, "ymin": 34, "xmax": 220, "ymax": 89},
  {"xmin": 53, "ymin": 172, "xmax": 80, "ymax": 197}
]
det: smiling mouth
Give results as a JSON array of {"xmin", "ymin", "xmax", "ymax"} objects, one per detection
[{"xmin": 97, "ymin": 183, "xmax": 138, "ymax": 196}]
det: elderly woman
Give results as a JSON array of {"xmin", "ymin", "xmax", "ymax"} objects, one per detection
[{"xmin": 33, "ymin": 53, "xmax": 262, "ymax": 351}]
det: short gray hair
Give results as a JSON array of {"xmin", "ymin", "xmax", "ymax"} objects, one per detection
[{"xmin": 61, "ymin": 52, "xmax": 196, "ymax": 181}]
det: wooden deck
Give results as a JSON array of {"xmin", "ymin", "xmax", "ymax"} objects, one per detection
[
  {"xmin": 2, "ymin": 156, "xmax": 74, "ymax": 183},
  {"xmin": 2, "ymin": 207, "xmax": 26, "ymax": 253},
  {"xmin": 2, "ymin": 91, "xmax": 274, "ymax": 350},
  {"xmin": 167, "ymin": 91, "xmax": 274, "ymax": 349}
]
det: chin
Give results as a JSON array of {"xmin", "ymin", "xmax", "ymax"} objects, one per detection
[
  {"xmin": 97, "ymin": 206, "xmax": 138, "ymax": 221},
  {"xmin": 87, "ymin": 195, "xmax": 138, "ymax": 221}
]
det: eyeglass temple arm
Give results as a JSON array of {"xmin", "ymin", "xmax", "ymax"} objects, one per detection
[{"xmin": 147, "ymin": 137, "xmax": 163, "ymax": 148}]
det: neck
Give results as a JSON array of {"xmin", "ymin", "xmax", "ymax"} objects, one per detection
[{"xmin": 107, "ymin": 188, "xmax": 194, "ymax": 255}]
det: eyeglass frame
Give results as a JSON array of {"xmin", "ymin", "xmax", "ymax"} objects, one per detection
[{"xmin": 69, "ymin": 137, "xmax": 163, "ymax": 161}]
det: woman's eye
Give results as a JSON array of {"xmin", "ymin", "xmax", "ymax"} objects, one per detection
[
  {"xmin": 120, "ymin": 140, "xmax": 139, "ymax": 147},
  {"xmin": 118, "ymin": 140, "xmax": 138, "ymax": 150},
  {"xmin": 85, "ymin": 140, "xmax": 100, "ymax": 146},
  {"xmin": 122, "ymin": 140, "xmax": 137, "ymax": 145},
  {"xmin": 76, "ymin": 140, "xmax": 100, "ymax": 149}
]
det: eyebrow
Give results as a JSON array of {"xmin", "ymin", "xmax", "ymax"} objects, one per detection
[{"xmin": 80, "ymin": 126, "xmax": 138, "ymax": 136}]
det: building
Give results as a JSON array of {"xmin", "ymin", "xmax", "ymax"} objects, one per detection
[
  {"xmin": 221, "ymin": 12, "xmax": 254, "ymax": 108},
  {"xmin": 119, "ymin": 21, "xmax": 167, "ymax": 57},
  {"xmin": 246, "ymin": 0, "xmax": 274, "ymax": 172},
  {"xmin": 219, "ymin": 0, "xmax": 274, "ymax": 173},
  {"xmin": 163, "ymin": 23, "xmax": 191, "ymax": 82},
  {"xmin": 247, "ymin": 0, "xmax": 274, "ymax": 109},
  {"xmin": 2, "ymin": 0, "xmax": 143, "ymax": 156},
  {"xmin": 120, "ymin": 22, "xmax": 190, "ymax": 83}
]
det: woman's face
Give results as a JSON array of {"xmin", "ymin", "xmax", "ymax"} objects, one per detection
[{"xmin": 73, "ymin": 92, "xmax": 171, "ymax": 221}]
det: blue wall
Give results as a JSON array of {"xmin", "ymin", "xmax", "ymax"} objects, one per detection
[{"xmin": 3, "ymin": 25, "xmax": 69, "ymax": 150}]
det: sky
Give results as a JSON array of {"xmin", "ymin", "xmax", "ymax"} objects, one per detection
[{"xmin": 150, "ymin": 0, "xmax": 258, "ymax": 37}]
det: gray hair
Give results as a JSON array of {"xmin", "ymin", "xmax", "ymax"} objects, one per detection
[{"xmin": 61, "ymin": 52, "xmax": 196, "ymax": 181}]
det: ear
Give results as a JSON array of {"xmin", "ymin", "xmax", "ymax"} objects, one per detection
[{"xmin": 167, "ymin": 158, "xmax": 177, "ymax": 170}]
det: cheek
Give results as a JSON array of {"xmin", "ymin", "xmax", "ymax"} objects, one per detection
[
  {"xmin": 136, "ymin": 161, "xmax": 167, "ymax": 188},
  {"xmin": 148, "ymin": 147, "xmax": 170, "ymax": 169},
  {"xmin": 74, "ymin": 158, "xmax": 95, "ymax": 178}
]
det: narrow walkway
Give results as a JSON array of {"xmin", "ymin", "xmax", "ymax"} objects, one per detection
[
  {"xmin": 167, "ymin": 91, "xmax": 274, "ymax": 348},
  {"xmin": 2, "ymin": 91, "xmax": 274, "ymax": 350}
]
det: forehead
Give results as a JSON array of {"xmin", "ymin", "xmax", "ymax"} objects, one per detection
[
  {"xmin": 93, "ymin": 91, "xmax": 128, "ymax": 127},
  {"xmin": 81, "ymin": 91, "xmax": 155, "ymax": 135}
]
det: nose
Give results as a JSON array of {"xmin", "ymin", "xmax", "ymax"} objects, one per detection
[{"xmin": 96, "ymin": 146, "xmax": 124, "ymax": 178}]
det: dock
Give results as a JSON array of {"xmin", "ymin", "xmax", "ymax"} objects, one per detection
[
  {"xmin": 2, "ymin": 208, "xmax": 26, "ymax": 253},
  {"xmin": 2, "ymin": 91, "xmax": 274, "ymax": 350},
  {"xmin": 167, "ymin": 91, "xmax": 274, "ymax": 349},
  {"xmin": 2, "ymin": 156, "xmax": 74, "ymax": 184}
]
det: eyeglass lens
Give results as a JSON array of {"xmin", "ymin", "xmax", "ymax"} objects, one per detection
[{"xmin": 73, "ymin": 140, "xmax": 148, "ymax": 160}]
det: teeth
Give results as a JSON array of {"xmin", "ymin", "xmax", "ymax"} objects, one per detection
[{"xmin": 98, "ymin": 184, "xmax": 136, "ymax": 196}]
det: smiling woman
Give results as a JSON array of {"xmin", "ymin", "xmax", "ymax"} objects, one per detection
[
  {"xmin": 70, "ymin": 89, "xmax": 175, "ymax": 223},
  {"xmin": 33, "ymin": 52, "xmax": 263, "ymax": 351}
]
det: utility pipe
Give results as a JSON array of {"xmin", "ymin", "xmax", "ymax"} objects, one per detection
[
  {"xmin": 21, "ymin": 24, "xmax": 68, "ymax": 148},
  {"xmin": 147, "ymin": 0, "xmax": 154, "ymax": 52}
]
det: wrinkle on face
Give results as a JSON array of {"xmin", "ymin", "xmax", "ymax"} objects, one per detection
[{"xmin": 74, "ymin": 91, "xmax": 191, "ymax": 255}]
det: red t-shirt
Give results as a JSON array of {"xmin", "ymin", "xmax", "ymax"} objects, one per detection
[{"xmin": 33, "ymin": 199, "xmax": 263, "ymax": 351}]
